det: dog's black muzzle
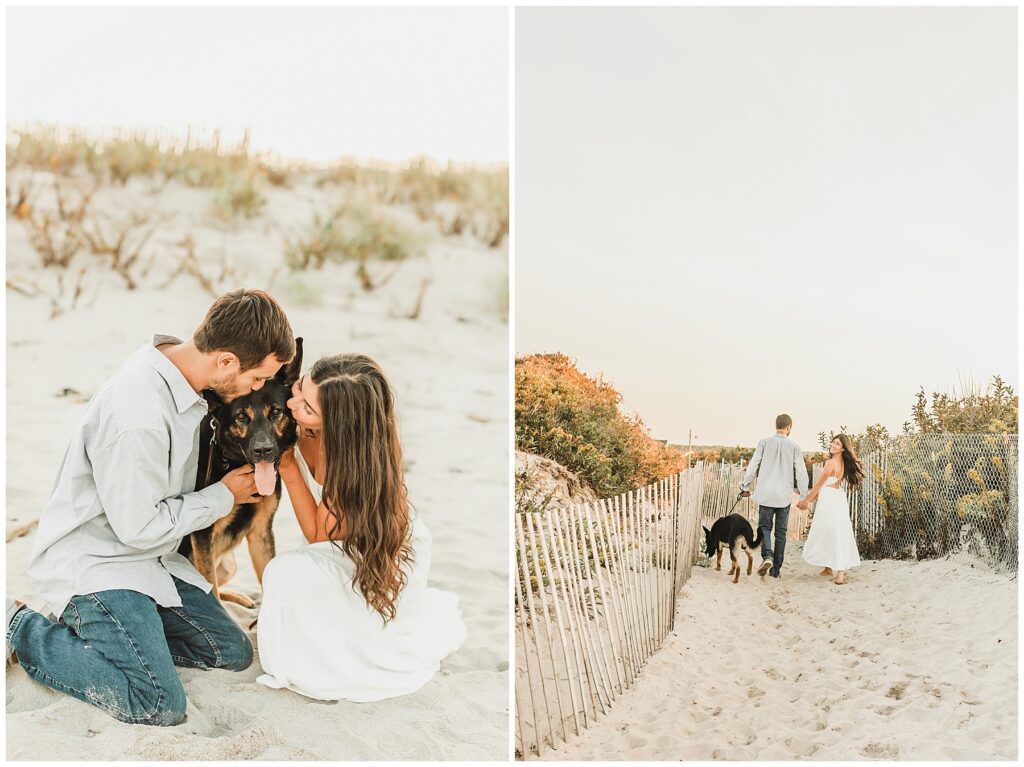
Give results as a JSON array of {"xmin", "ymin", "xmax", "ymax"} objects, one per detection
[{"xmin": 250, "ymin": 435, "xmax": 278, "ymax": 464}]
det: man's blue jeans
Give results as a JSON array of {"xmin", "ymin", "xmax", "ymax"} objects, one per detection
[
  {"xmin": 758, "ymin": 504, "xmax": 791, "ymax": 575},
  {"xmin": 6, "ymin": 576, "xmax": 252, "ymax": 726}
]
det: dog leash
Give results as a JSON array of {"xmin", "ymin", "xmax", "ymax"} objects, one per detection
[
  {"xmin": 202, "ymin": 415, "xmax": 219, "ymax": 489},
  {"xmin": 698, "ymin": 492, "xmax": 747, "ymax": 567},
  {"xmin": 725, "ymin": 492, "xmax": 744, "ymax": 516}
]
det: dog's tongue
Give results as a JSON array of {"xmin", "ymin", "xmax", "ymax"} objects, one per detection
[{"xmin": 254, "ymin": 461, "xmax": 276, "ymax": 496}]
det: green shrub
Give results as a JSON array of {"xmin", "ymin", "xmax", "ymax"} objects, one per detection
[
  {"xmin": 212, "ymin": 174, "xmax": 265, "ymax": 220},
  {"xmin": 284, "ymin": 210, "xmax": 345, "ymax": 270},
  {"xmin": 515, "ymin": 353, "xmax": 685, "ymax": 497},
  {"xmin": 283, "ymin": 197, "xmax": 425, "ymax": 290},
  {"xmin": 911, "ymin": 376, "xmax": 1017, "ymax": 434},
  {"xmin": 7, "ymin": 128, "xmax": 94, "ymax": 174},
  {"xmin": 97, "ymin": 138, "xmax": 162, "ymax": 184},
  {"xmin": 318, "ymin": 157, "xmax": 508, "ymax": 247}
]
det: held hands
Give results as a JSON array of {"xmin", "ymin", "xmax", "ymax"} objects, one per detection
[
  {"xmin": 797, "ymin": 499, "xmax": 810, "ymax": 511},
  {"xmin": 221, "ymin": 465, "xmax": 260, "ymax": 504}
]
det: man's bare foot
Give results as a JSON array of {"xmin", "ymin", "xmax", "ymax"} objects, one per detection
[{"xmin": 818, "ymin": 568, "xmax": 834, "ymax": 576}]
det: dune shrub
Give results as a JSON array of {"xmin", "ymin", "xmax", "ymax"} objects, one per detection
[
  {"xmin": 318, "ymin": 157, "xmax": 508, "ymax": 248},
  {"xmin": 515, "ymin": 353, "xmax": 686, "ymax": 498},
  {"xmin": 96, "ymin": 138, "xmax": 162, "ymax": 184},
  {"xmin": 7, "ymin": 128, "xmax": 94, "ymax": 174},
  {"xmin": 212, "ymin": 174, "xmax": 266, "ymax": 220},
  {"xmin": 283, "ymin": 197, "xmax": 425, "ymax": 290}
]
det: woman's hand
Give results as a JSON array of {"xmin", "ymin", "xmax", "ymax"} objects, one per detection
[{"xmin": 797, "ymin": 500, "xmax": 810, "ymax": 511}]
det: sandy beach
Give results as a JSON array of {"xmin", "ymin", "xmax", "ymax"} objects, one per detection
[
  {"xmin": 5, "ymin": 169, "xmax": 509, "ymax": 759},
  {"xmin": 543, "ymin": 542, "xmax": 1017, "ymax": 761}
]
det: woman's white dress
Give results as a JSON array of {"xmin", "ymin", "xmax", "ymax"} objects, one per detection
[
  {"xmin": 255, "ymin": 447, "xmax": 467, "ymax": 702},
  {"xmin": 801, "ymin": 476, "xmax": 862, "ymax": 571}
]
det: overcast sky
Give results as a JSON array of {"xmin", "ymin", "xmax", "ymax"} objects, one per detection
[
  {"xmin": 6, "ymin": 6, "xmax": 508, "ymax": 163},
  {"xmin": 516, "ymin": 6, "xmax": 1017, "ymax": 449}
]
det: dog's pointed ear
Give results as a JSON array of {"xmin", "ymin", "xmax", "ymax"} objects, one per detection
[
  {"xmin": 276, "ymin": 337, "xmax": 303, "ymax": 387},
  {"xmin": 702, "ymin": 525, "xmax": 710, "ymax": 534}
]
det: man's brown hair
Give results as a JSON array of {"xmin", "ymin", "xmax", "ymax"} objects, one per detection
[
  {"xmin": 194, "ymin": 289, "xmax": 294, "ymax": 371},
  {"xmin": 776, "ymin": 413, "xmax": 793, "ymax": 430}
]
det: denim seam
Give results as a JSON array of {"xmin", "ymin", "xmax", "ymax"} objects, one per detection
[
  {"xmin": 170, "ymin": 653, "xmax": 208, "ymax": 669},
  {"xmin": 165, "ymin": 606, "xmax": 223, "ymax": 667},
  {"xmin": 86, "ymin": 593, "xmax": 165, "ymax": 721},
  {"xmin": 66, "ymin": 600, "xmax": 82, "ymax": 634}
]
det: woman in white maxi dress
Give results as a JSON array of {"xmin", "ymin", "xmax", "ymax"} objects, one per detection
[
  {"xmin": 255, "ymin": 353, "xmax": 466, "ymax": 702},
  {"xmin": 799, "ymin": 434, "xmax": 865, "ymax": 586}
]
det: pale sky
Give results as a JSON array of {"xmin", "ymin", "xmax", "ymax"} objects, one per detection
[
  {"xmin": 6, "ymin": 6, "xmax": 508, "ymax": 163},
  {"xmin": 516, "ymin": 7, "xmax": 1017, "ymax": 449}
]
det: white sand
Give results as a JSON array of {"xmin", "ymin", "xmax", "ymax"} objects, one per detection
[
  {"xmin": 544, "ymin": 543, "xmax": 1017, "ymax": 761},
  {"xmin": 5, "ymin": 170, "xmax": 509, "ymax": 759}
]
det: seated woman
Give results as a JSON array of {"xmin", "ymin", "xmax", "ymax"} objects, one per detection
[{"xmin": 255, "ymin": 353, "xmax": 466, "ymax": 702}]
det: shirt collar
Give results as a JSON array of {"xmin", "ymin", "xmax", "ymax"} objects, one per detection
[{"xmin": 149, "ymin": 334, "xmax": 207, "ymax": 414}]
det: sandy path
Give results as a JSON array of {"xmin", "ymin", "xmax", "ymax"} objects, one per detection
[{"xmin": 544, "ymin": 543, "xmax": 1017, "ymax": 761}]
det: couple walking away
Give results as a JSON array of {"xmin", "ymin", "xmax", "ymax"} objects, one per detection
[
  {"xmin": 6, "ymin": 289, "xmax": 466, "ymax": 726},
  {"xmin": 740, "ymin": 414, "xmax": 865, "ymax": 585}
]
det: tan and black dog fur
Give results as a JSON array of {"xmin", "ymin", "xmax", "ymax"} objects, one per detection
[
  {"xmin": 178, "ymin": 338, "xmax": 302, "ymax": 608},
  {"xmin": 702, "ymin": 513, "xmax": 764, "ymax": 584}
]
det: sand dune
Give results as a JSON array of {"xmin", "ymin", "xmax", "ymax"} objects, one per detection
[{"xmin": 544, "ymin": 543, "xmax": 1017, "ymax": 761}]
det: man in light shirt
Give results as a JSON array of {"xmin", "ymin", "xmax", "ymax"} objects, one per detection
[
  {"xmin": 6, "ymin": 289, "xmax": 295, "ymax": 726},
  {"xmin": 739, "ymin": 413, "xmax": 809, "ymax": 579}
]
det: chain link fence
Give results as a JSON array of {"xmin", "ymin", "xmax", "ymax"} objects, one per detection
[{"xmin": 850, "ymin": 433, "xmax": 1018, "ymax": 571}]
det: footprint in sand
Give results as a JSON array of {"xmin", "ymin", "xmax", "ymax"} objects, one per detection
[
  {"xmin": 885, "ymin": 681, "xmax": 909, "ymax": 701},
  {"xmin": 862, "ymin": 741, "xmax": 899, "ymax": 759},
  {"xmin": 188, "ymin": 701, "xmax": 254, "ymax": 736},
  {"xmin": 957, "ymin": 711, "xmax": 976, "ymax": 730},
  {"xmin": 747, "ymin": 686, "xmax": 765, "ymax": 700}
]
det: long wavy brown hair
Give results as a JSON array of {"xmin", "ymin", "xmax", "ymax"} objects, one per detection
[
  {"xmin": 312, "ymin": 353, "xmax": 413, "ymax": 622},
  {"xmin": 833, "ymin": 433, "xmax": 866, "ymax": 490}
]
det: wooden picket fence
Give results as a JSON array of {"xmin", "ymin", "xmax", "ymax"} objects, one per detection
[{"xmin": 514, "ymin": 460, "xmax": 776, "ymax": 758}]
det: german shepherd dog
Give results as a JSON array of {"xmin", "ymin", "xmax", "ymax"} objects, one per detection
[
  {"xmin": 703, "ymin": 513, "xmax": 764, "ymax": 584},
  {"xmin": 178, "ymin": 338, "xmax": 303, "ymax": 608}
]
